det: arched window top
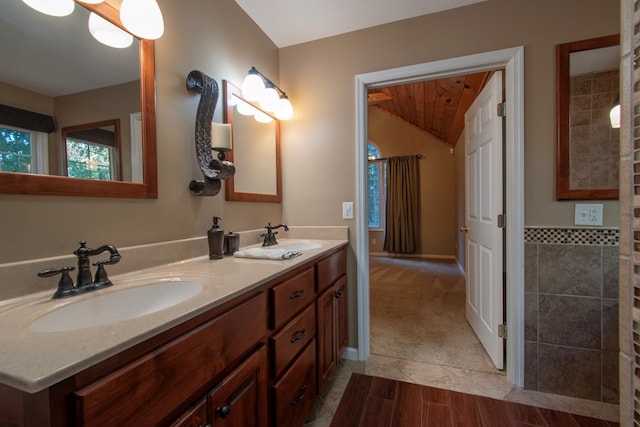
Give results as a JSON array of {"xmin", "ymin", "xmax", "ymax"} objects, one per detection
[{"xmin": 368, "ymin": 141, "xmax": 381, "ymax": 160}]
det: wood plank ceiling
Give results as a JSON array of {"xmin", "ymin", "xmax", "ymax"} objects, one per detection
[{"xmin": 368, "ymin": 71, "xmax": 491, "ymax": 147}]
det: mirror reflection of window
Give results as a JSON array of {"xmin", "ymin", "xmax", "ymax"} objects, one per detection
[
  {"xmin": 65, "ymin": 138, "xmax": 114, "ymax": 180},
  {"xmin": 0, "ymin": 125, "xmax": 48, "ymax": 174}
]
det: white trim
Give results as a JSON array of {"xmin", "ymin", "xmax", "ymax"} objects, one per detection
[{"xmin": 355, "ymin": 46, "xmax": 525, "ymax": 387}]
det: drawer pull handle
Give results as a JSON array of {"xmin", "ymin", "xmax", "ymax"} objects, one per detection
[
  {"xmin": 291, "ymin": 384, "xmax": 307, "ymax": 406},
  {"xmin": 290, "ymin": 289, "xmax": 305, "ymax": 299},
  {"xmin": 291, "ymin": 329, "xmax": 306, "ymax": 343},
  {"xmin": 217, "ymin": 404, "xmax": 231, "ymax": 419},
  {"xmin": 334, "ymin": 290, "xmax": 343, "ymax": 299}
]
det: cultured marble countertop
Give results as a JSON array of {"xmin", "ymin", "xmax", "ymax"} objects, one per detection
[{"xmin": 0, "ymin": 239, "xmax": 347, "ymax": 394}]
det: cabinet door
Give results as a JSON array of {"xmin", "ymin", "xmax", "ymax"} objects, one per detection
[
  {"xmin": 316, "ymin": 286, "xmax": 336, "ymax": 392},
  {"xmin": 171, "ymin": 398, "xmax": 208, "ymax": 427},
  {"xmin": 209, "ymin": 346, "xmax": 268, "ymax": 427},
  {"xmin": 334, "ymin": 275, "xmax": 348, "ymax": 358},
  {"xmin": 271, "ymin": 340, "xmax": 317, "ymax": 427}
]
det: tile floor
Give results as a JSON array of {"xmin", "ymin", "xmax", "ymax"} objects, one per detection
[{"xmin": 303, "ymin": 256, "xmax": 620, "ymax": 425}]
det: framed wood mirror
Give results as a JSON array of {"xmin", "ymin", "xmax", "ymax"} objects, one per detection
[
  {"xmin": 556, "ymin": 34, "xmax": 619, "ymax": 200},
  {"xmin": 223, "ymin": 80, "xmax": 281, "ymax": 203},
  {"xmin": 0, "ymin": 1, "xmax": 157, "ymax": 198}
]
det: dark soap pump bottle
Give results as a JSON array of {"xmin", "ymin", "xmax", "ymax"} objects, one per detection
[{"xmin": 208, "ymin": 216, "xmax": 224, "ymax": 259}]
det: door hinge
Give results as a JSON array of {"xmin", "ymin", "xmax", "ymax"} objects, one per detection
[
  {"xmin": 498, "ymin": 324, "xmax": 507, "ymax": 339},
  {"xmin": 497, "ymin": 102, "xmax": 506, "ymax": 117},
  {"xmin": 497, "ymin": 214, "xmax": 506, "ymax": 228}
]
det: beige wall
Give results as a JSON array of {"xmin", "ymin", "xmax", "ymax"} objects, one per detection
[
  {"xmin": 279, "ymin": 0, "xmax": 620, "ymax": 233},
  {"xmin": 0, "ymin": 0, "xmax": 282, "ymax": 263},
  {"xmin": 367, "ymin": 107, "xmax": 457, "ymax": 257}
]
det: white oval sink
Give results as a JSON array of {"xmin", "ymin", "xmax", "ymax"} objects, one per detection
[{"xmin": 30, "ymin": 281, "xmax": 203, "ymax": 333}]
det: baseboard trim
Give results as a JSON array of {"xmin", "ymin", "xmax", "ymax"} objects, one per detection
[
  {"xmin": 341, "ymin": 347, "xmax": 359, "ymax": 361},
  {"xmin": 369, "ymin": 252, "xmax": 456, "ymax": 261}
]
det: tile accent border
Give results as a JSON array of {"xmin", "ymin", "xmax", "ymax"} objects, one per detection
[{"xmin": 524, "ymin": 226, "xmax": 619, "ymax": 246}]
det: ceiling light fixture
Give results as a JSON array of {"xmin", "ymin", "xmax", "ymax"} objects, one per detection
[
  {"xmin": 88, "ymin": 12, "xmax": 133, "ymax": 48},
  {"xmin": 21, "ymin": 0, "xmax": 75, "ymax": 17},
  {"xmin": 241, "ymin": 67, "xmax": 293, "ymax": 120},
  {"xmin": 120, "ymin": 0, "xmax": 164, "ymax": 40}
]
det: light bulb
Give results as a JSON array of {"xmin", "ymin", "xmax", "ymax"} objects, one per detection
[
  {"xmin": 260, "ymin": 86, "xmax": 280, "ymax": 112},
  {"xmin": 78, "ymin": 0, "xmax": 104, "ymax": 3},
  {"xmin": 241, "ymin": 73, "xmax": 265, "ymax": 102},
  {"xmin": 609, "ymin": 104, "xmax": 620, "ymax": 128},
  {"xmin": 120, "ymin": 0, "xmax": 164, "ymax": 40},
  {"xmin": 254, "ymin": 111, "xmax": 273, "ymax": 123},
  {"xmin": 89, "ymin": 12, "xmax": 133, "ymax": 48},
  {"xmin": 275, "ymin": 97, "xmax": 293, "ymax": 120},
  {"xmin": 22, "ymin": 0, "xmax": 74, "ymax": 17}
]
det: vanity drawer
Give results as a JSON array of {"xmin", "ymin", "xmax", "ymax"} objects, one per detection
[
  {"xmin": 271, "ymin": 340, "xmax": 317, "ymax": 427},
  {"xmin": 270, "ymin": 267, "xmax": 315, "ymax": 330},
  {"xmin": 316, "ymin": 248, "xmax": 346, "ymax": 293},
  {"xmin": 269, "ymin": 304, "xmax": 316, "ymax": 378},
  {"xmin": 75, "ymin": 293, "xmax": 267, "ymax": 427}
]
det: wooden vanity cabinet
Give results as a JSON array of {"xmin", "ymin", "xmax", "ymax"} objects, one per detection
[
  {"xmin": 0, "ymin": 244, "xmax": 348, "ymax": 427},
  {"xmin": 315, "ymin": 249, "xmax": 348, "ymax": 392}
]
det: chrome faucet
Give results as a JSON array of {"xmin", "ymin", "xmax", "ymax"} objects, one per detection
[
  {"xmin": 261, "ymin": 223, "xmax": 289, "ymax": 246},
  {"xmin": 38, "ymin": 240, "xmax": 121, "ymax": 299}
]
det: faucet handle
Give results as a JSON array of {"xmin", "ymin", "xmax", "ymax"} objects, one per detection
[
  {"xmin": 38, "ymin": 266, "xmax": 76, "ymax": 299},
  {"xmin": 92, "ymin": 260, "xmax": 114, "ymax": 289}
]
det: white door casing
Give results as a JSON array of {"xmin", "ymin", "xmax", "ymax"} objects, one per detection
[
  {"xmin": 354, "ymin": 46, "xmax": 525, "ymax": 387},
  {"xmin": 464, "ymin": 71, "xmax": 504, "ymax": 370}
]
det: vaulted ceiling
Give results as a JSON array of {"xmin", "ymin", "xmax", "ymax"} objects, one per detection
[{"xmin": 367, "ymin": 71, "xmax": 491, "ymax": 147}]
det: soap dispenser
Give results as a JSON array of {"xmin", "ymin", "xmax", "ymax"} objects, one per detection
[{"xmin": 207, "ymin": 216, "xmax": 224, "ymax": 259}]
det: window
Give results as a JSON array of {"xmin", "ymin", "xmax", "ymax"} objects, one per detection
[
  {"xmin": 0, "ymin": 125, "xmax": 48, "ymax": 174},
  {"xmin": 66, "ymin": 138, "xmax": 114, "ymax": 180},
  {"xmin": 368, "ymin": 142, "xmax": 386, "ymax": 229}
]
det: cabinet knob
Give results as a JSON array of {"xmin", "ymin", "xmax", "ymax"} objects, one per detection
[
  {"xmin": 334, "ymin": 289, "xmax": 343, "ymax": 299},
  {"xmin": 290, "ymin": 329, "xmax": 306, "ymax": 343},
  {"xmin": 217, "ymin": 404, "xmax": 231, "ymax": 419},
  {"xmin": 291, "ymin": 384, "xmax": 307, "ymax": 406},
  {"xmin": 290, "ymin": 289, "xmax": 305, "ymax": 299}
]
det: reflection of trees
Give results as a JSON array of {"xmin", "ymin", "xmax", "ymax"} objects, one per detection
[
  {"xmin": 0, "ymin": 127, "xmax": 32, "ymax": 173},
  {"xmin": 66, "ymin": 139, "xmax": 112, "ymax": 180}
]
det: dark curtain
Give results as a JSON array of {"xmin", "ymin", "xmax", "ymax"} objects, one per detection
[{"xmin": 383, "ymin": 155, "xmax": 420, "ymax": 253}]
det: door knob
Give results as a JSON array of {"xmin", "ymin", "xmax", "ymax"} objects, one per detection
[{"xmin": 460, "ymin": 226, "xmax": 469, "ymax": 233}]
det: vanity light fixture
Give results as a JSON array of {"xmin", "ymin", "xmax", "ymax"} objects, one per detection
[
  {"xmin": 88, "ymin": 12, "xmax": 134, "ymax": 48},
  {"xmin": 241, "ymin": 67, "xmax": 294, "ymax": 120},
  {"xmin": 78, "ymin": 0, "xmax": 104, "ymax": 3},
  {"xmin": 610, "ymin": 96, "xmax": 620, "ymax": 128},
  {"xmin": 21, "ymin": 0, "xmax": 75, "ymax": 17},
  {"xmin": 120, "ymin": 0, "xmax": 164, "ymax": 40}
]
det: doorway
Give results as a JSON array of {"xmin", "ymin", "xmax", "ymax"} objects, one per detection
[{"xmin": 354, "ymin": 46, "xmax": 525, "ymax": 387}]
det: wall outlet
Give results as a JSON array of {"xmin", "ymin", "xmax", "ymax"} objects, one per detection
[
  {"xmin": 342, "ymin": 202, "xmax": 354, "ymax": 219},
  {"xmin": 574, "ymin": 204, "xmax": 603, "ymax": 226}
]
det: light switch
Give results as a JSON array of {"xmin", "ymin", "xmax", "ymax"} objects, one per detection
[
  {"xmin": 574, "ymin": 204, "xmax": 603, "ymax": 226},
  {"xmin": 342, "ymin": 202, "xmax": 353, "ymax": 219}
]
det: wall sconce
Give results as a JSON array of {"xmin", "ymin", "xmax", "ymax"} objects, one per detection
[
  {"xmin": 186, "ymin": 70, "xmax": 236, "ymax": 197},
  {"xmin": 610, "ymin": 96, "xmax": 620, "ymax": 128},
  {"xmin": 241, "ymin": 67, "xmax": 293, "ymax": 121}
]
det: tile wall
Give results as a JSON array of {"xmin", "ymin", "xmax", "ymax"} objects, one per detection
[{"xmin": 524, "ymin": 226, "xmax": 619, "ymax": 403}]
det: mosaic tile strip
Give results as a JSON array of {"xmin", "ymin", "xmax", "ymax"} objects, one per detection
[{"xmin": 524, "ymin": 227, "xmax": 619, "ymax": 246}]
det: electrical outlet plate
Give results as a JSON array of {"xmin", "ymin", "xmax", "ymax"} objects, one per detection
[
  {"xmin": 342, "ymin": 202, "xmax": 354, "ymax": 219},
  {"xmin": 574, "ymin": 204, "xmax": 603, "ymax": 226}
]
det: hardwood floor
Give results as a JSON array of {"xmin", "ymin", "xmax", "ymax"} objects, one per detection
[{"xmin": 330, "ymin": 373, "xmax": 620, "ymax": 427}]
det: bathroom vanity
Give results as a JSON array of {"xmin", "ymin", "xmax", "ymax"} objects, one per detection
[{"xmin": 0, "ymin": 239, "xmax": 347, "ymax": 427}]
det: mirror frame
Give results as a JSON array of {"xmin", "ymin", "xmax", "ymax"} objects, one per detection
[
  {"xmin": 222, "ymin": 80, "xmax": 282, "ymax": 203},
  {"xmin": 555, "ymin": 34, "xmax": 619, "ymax": 200},
  {"xmin": 0, "ymin": 1, "xmax": 157, "ymax": 198}
]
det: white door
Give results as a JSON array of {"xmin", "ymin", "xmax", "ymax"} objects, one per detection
[{"xmin": 463, "ymin": 71, "xmax": 504, "ymax": 370}]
